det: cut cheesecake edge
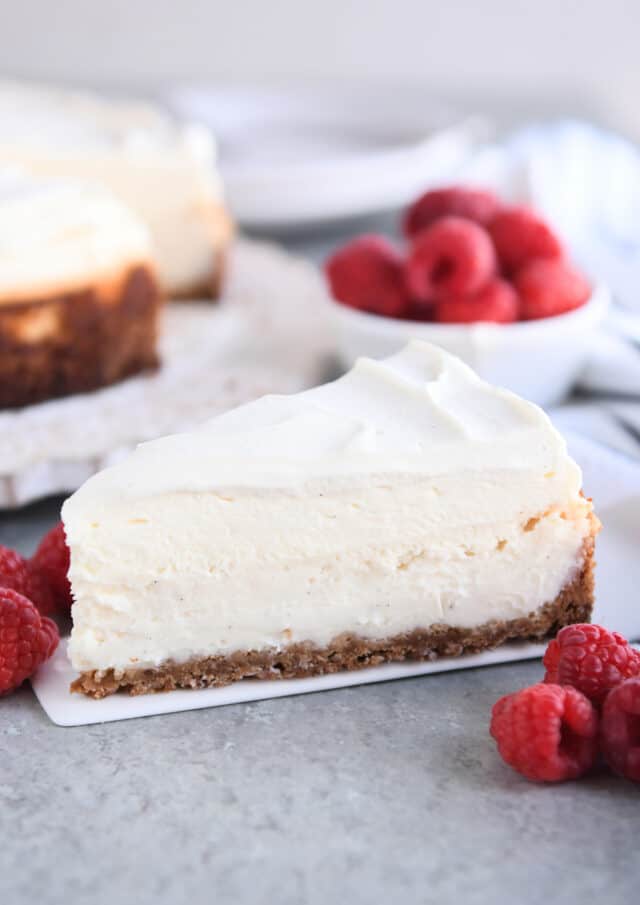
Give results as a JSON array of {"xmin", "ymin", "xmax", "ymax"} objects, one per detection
[{"xmin": 71, "ymin": 513, "xmax": 598, "ymax": 699}]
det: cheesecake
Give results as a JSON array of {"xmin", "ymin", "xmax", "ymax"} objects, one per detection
[
  {"xmin": 0, "ymin": 81, "xmax": 232, "ymax": 299},
  {"xmin": 0, "ymin": 169, "xmax": 162, "ymax": 409},
  {"xmin": 63, "ymin": 341, "xmax": 598, "ymax": 697}
]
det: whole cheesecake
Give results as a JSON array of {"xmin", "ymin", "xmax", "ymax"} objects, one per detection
[
  {"xmin": 0, "ymin": 170, "xmax": 162, "ymax": 409},
  {"xmin": 63, "ymin": 341, "xmax": 598, "ymax": 697},
  {"xmin": 0, "ymin": 81, "xmax": 232, "ymax": 299}
]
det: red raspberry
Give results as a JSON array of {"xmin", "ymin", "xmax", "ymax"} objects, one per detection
[
  {"xmin": 515, "ymin": 258, "xmax": 591, "ymax": 320},
  {"xmin": 0, "ymin": 545, "xmax": 31, "ymax": 598},
  {"xmin": 325, "ymin": 235, "xmax": 409, "ymax": 317},
  {"xmin": 30, "ymin": 522, "xmax": 73, "ymax": 613},
  {"xmin": 488, "ymin": 206, "xmax": 563, "ymax": 273},
  {"xmin": 403, "ymin": 300, "xmax": 437, "ymax": 322},
  {"xmin": 0, "ymin": 588, "xmax": 60, "ymax": 695},
  {"xmin": 435, "ymin": 278, "xmax": 519, "ymax": 324},
  {"xmin": 601, "ymin": 677, "xmax": 640, "ymax": 782},
  {"xmin": 403, "ymin": 186, "xmax": 500, "ymax": 238},
  {"xmin": 405, "ymin": 217, "xmax": 496, "ymax": 303},
  {"xmin": 25, "ymin": 562, "xmax": 56, "ymax": 616},
  {"xmin": 39, "ymin": 616, "xmax": 60, "ymax": 660},
  {"xmin": 0, "ymin": 544, "xmax": 55, "ymax": 615},
  {"xmin": 490, "ymin": 683, "xmax": 599, "ymax": 782},
  {"xmin": 543, "ymin": 624, "xmax": 640, "ymax": 705}
]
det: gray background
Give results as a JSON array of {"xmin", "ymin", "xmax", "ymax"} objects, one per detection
[{"xmin": 3, "ymin": 639, "xmax": 639, "ymax": 904}]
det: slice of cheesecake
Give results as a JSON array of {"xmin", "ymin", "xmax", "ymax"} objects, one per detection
[
  {"xmin": 63, "ymin": 341, "xmax": 598, "ymax": 697},
  {"xmin": 0, "ymin": 81, "xmax": 232, "ymax": 300}
]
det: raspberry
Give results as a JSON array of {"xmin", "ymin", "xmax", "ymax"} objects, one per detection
[
  {"xmin": 488, "ymin": 206, "xmax": 563, "ymax": 273},
  {"xmin": 325, "ymin": 235, "xmax": 409, "ymax": 317},
  {"xmin": 0, "ymin": 544, "xmax": 55, "ymax": 615},
  {"xmin": 515, "ymin": 258, "xmax": 591, "ymax": 320},
  {"xmin": 435, "ymin": 278, "xmax": 519, "ymax": 324},
  {"xmin": 0, "ymin": 588, "xmax": 60, "ymax": 695},
  {"xmin": 543, "ymin": 624, "xmax": 640, "ymax": 705},
  {"xmin": 601, "ymin": 677, "xmax": 640, "ymax": 782},
  {"xmin": 403, "ymin": 186, "xmax": 500, "ymax": 238},
  {"xmin": 405, "ymin": 217, "xmax": 496, "ymax": 303},
  {"xmin": 25, "ymin": 562, "xmax": 56, "ymax": 616},
  {"xmin": 30, "ymin": 522, "xmax": 72, "ymax": 613},
  {"xmin": 490, "ymin": 683, "xmax": 598, "ymax": 782},
  {"xmin": 403, "ymin": 300, "xmax": 437, "ymax": 322},
  {"xmin": 0, "ymin": 545, "xmax": 31, "ymax": 598},
  {"xmin": 39, "ymin": 616, "xmax": 60, "ymax": 660}
]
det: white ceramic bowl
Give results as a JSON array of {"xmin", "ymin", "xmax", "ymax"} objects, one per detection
[{"xmin": 327, "ymin": 284, "xmax": 610, "ymax": 408}]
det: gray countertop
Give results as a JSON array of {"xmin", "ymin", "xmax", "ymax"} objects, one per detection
[
  {"xmin": 1, "ymin": 498, "xmax": 639, "ymax": 905},
  {"xmin": 2, "ymin": 225, "xmax": 639, "ymax": 904}
]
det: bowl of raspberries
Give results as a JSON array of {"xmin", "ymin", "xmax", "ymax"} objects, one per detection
[{"xmin": 324, "ymin": 186, "xmax": 609, "ymax": 407}]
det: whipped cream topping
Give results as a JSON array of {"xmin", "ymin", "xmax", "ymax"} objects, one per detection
[
  {"xmin": 0, "ymin": 169, "xmax": 153, "ymax": 302},
  {"xmin": 0, "ymin": 82, "xmax": 227, "ymax": 294},
  {"xmin": 64, "ymin": 342, "xmax": 593, "ymax": 673},
  {"xmin": 69, "ymin": 339, "xmax": 579, "ymax": 494}
]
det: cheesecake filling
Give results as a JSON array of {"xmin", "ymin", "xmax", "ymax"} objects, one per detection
[
  {"xmin": 67, "ymin": 485, "xmax": 591, "ymax": 673},
  {"xmin": 64, "ymin": 341, "xmax": 594, "ymax": 676}
]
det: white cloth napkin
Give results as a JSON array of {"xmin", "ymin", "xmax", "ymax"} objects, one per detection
[{"xmin": 565, "ymin": 430, "xmax": 640, "ymax": 508}]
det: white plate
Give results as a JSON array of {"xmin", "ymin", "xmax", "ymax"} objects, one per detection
[
  {"xmin": 31, "ymin": 487, "xmax": 640, "ymax": 726},
  {"xmin": 170, "ymin": 85, "xmax": 484, "ymax": 228},
  {"xmin": 0, "ymin": 239, "xmax": 333, "ymax": 508}
]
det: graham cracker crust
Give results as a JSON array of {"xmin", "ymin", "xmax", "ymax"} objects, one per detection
[
  {"xmin": 0, "ymin": 264, "xmax": 162, "ymax": 409},
  {"xmin": 72, "ymin": 530, "xmax": 596, "ymax": 699}
]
